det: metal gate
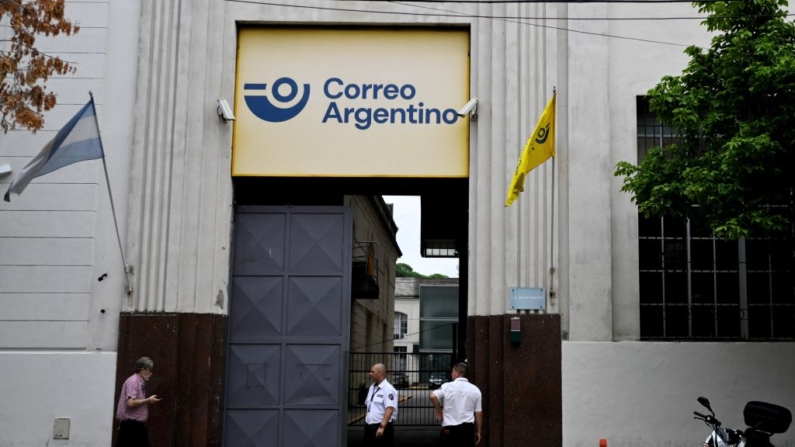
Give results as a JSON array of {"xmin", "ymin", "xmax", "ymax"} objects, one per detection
[
  {"xmin": 224, "ymin": 206, "xmax": 352, "ymax": 447},
  {"xmin": 348, "ymin": 352, "xmax": 454, "ymax": 426}
]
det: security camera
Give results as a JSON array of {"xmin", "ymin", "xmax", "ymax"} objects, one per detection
[
  {"xmin": 0, "ymin": 164, "xmax": 11, "ymax": 177},
  {"xmin": 217, "ymin": 98, "xmax": 235, "ymax": 122},
  {"xmin": 457, "ymin": 97, "xmax": 478, "ymax": 119}
]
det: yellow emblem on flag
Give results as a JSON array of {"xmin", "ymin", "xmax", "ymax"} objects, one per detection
[{"xmin": 505, "ymin": 92, "xmax": 556, "ymax": 207}]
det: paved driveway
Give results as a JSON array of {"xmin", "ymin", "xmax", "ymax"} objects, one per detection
[{"xmin": 347, "ymin": 426, "xmax": 440, "ymax": 447}]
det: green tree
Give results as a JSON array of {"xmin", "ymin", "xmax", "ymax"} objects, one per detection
[
  {"xmin": 1, "ymin": 0, "xmax": 79, "ymax": 133},
  {"xmin": 615, "ymin": 0, "xmax": 795, "ymax": 239},
  {"xmin": 395, "ymin": 263, "xmax": 448, "ymax": 279}
]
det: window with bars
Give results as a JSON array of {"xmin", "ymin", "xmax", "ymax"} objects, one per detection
[
  {"xmin": 636, "ymin": 97, "xmax": 795, "ymax": 340},
  {"xmin": 394, "ymin": 312, "xmax": 408, "ymax": 340}
]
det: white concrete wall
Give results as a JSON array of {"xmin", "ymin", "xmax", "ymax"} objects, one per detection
[
  {"xmin": 0, "ymin": 352, "xmax": 117, "ymax": 447},
  {"xmin": 563, "ymin": 342, "xmax": 795, "ymax": 447},
  {"xmin": 0, "ymin": 0, "xmax": 139, "ymax": 445},
  {"xmin": 0, "ymin": 0, "xmax": 138, "ymax": 351},
  {"xmin": 564, "ymin": 3, "xmax": 712, "ymax": 341},
  {"xmin": 606, "ymin": 4, "xmax": 712, "ymax": 342},
  {"xmin": 395, "ymin": 277, "xmax": 421, "ymax": 348},
  {"xmin": 395, "ymin": 299, "xmax": 420, "ymax": 348}
]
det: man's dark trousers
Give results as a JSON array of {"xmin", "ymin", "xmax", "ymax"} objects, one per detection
[
  {"xmin": 439, "ymin": 423, "xmax": 475, "ymax": 447},
  {"xmin": 364, "ymin": 422, "xmax": 394, "ymax": 446},
  {"xmin": 117, "ymin": 420, "xmax": 149, "ymax": 447}
]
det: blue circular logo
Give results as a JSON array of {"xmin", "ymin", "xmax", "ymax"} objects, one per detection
[{"xmin": 244, "ymin": 77, "xmax": 311, "ymax": 122}]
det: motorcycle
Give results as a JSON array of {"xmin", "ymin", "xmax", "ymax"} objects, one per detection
[{"xmin": 693, "ymin": 396, "xmax": 792, "ymax": 447}]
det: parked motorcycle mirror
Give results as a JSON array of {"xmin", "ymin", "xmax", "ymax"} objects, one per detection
[{"xmin": 698, "ymin": 397, "xmax": 714, "ymax": 415}]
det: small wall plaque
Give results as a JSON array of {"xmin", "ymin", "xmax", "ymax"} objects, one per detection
[{"xmin": 509, "ymin": 287, "xmax": 545, "ymax": 310}]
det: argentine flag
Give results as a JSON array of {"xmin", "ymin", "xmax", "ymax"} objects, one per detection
[{"xmin": 4, "ymin": 98, "xmax": 105, "ymax": 202}]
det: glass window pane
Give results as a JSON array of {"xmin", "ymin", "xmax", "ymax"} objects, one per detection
[
  {"xmin": 640, "ymin": 272, "xmax": 663, "ymax": 304},
  {"xmin": 664, "ymin": 218, "xmax": 687, "ymax": 238},
  {"xmin": 691, "ymin": 305, "xmax": 715, "ymax": 338},
  {"xmin": 771, "ymin": 273, "xmax": 794, "ymax": 304},
  {"xmin": 640, "ymin": 305, "xmax": 664, "ymax": 339},
  {"xmin": 689, "ymin": 217, "xmax": 713, "ymax": 238},
  {"xmin": 419, "ymin": 321, "xmax": 454, "ymax": 350},
  {"xmin": 664, "ymin": 271, "xmax": 688, "ymax": 304},
  {"xmin": 666, "ymin": 305, "xmax": 689, "ymax": 338},
  {"xmin": 748, "ymin": 306, "xmax": 771, "ymax": 339},
  {"xmin": 716, "ymin": 272, "xmax": 740, "ymax": 304},
  {"xmin": 664, "ymin": 239, "xmax": 687, "ymax": 270},
  {"xmin": 639, "ymin": 216, "xmax": 661, "ymax": 237},
  {"xmin": 715, "ymin": 240, "xmax": 739, "ymax": 270},
  {"xmin": 716, "ymin": 306, "xmax": 741, "ymax": 338},
  {"xmin": 747, "ymin": 273, "xmax": 771, "ymax": 304},
  {"xmin": 690, "ymin": 239, "xmax": 714, "ymax": 271},
  {"xmin": 639, "ymin": 240, "xmax": 663, "ymax": 270},
  {"xmin": 772, "ymin": 306, "xmax": 795, "ymax": 339},
  {"xmin": 691, "ymin": 272, "xmax": 714, "ymax": 304},
  {"xmin": 769, "ymin": 242, "xmax": 793, "ymax": 268},
  {"xmin": 420, "ymin": 286, "xmax": 459, "ymax": 319},
  {"xmin": 745, "ymin": 239, "xmax": 770, "ymax": 271}
]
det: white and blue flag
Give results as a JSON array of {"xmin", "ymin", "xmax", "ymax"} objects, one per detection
[{"xmin": 4, "ymin": 98, "xmax": 105, "ymax": 202}]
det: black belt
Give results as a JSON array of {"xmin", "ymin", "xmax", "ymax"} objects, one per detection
[
  {"xmin": 367, "ymin": 422, "xmax": 394, "ymax": 427},
  {"xmin": 445, "ymin": 422, "xmax": 474, "ymax": 428}
]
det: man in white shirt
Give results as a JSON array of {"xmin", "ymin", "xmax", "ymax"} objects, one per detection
[
  {"xmin": 429, "ymin": 363, "xmax": 483, "ymax": 446},
  {"xmin": 364, "ymin": 363, "xmax": 398, "ymax": 446}
]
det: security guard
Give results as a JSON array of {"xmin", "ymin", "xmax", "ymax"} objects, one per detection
[
  {"xmin": 364, "ymin": 363, "xmax": 398, "ymax": 446},
  {"xmin": 429, "ymin": 363, "xmax": 483, "ymax": 447}
]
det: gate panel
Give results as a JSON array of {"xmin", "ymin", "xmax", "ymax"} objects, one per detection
[
  {"xmin": 230, "ymin": 277, "xmax": 283, "ymax": 339},
  {"xmin": 287, "ymin": 277, "xmax": 343, "ymax": 336},
  {"xmin": 225, "ymin": 206, "xmax": 352, "ymax": 447},
  {"xmin": 224, "ymin": 410, "xmax": 279, "ymax": 445},
  {"xmin": 284, "ymin": 345, "xmax": 341, "ymax": 405},
  {"xmin": 284, "ymin": 410, "xmax": 340, "ymax": 447},
  {"xmin": 225, "ymin": 344, "xmax": 281, "ymax": 405}
]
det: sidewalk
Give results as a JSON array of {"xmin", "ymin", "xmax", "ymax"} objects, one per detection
[{"xmin": 347, "ymin": 426, "xmax": 440, "ymax": 447}]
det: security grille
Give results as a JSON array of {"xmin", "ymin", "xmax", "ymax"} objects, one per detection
[
  {"xmin": 347, "ymin": 352, "xmax": 455, "ymax": 426},
  {"xmin": 636, "ymin": 97, "xmax": 795, "ymax": 340}
]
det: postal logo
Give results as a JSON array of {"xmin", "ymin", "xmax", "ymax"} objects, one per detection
[
  {"xmin": 535, "ymin": 122, "xmax": 551, "ymax": 144},
  {"xmin": 244, "ymin": 77, "xmax": 310, "ymax": 122}
]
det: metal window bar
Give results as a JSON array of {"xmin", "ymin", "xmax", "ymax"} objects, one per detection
[{"xmin": 636, "ymin": 96, "xmax": 795, "ymax": 341}]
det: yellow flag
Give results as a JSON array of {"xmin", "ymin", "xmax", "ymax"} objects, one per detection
[{"xmin": 505, "ymin": 92, "xmax": 556, "ymax": 207}]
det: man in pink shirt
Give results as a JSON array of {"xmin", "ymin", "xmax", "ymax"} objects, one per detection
[{"xmin": 115, "ymin": 357, "xmax": 161, "ymax": 447}]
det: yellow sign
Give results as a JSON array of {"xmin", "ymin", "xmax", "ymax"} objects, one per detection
[{"xmin": 233, "ymin": 28, "xmax": 470, "ymax": 178}]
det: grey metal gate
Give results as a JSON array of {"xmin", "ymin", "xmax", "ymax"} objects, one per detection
[{"xmin": 224, "ymin": 206, "xmax": 352, "ymax": 447}]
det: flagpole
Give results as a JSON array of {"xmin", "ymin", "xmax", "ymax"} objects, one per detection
[
  {"xmin": 549, "ymin": 156, "xmax": 556, "ymax": 295},
  {"xmin": 549, "ymin": 88, "xmax": 557, "ymax": 307},
  {"xmin": 89, "ymin": 91, "xmax": 133, "ymax": 296}
]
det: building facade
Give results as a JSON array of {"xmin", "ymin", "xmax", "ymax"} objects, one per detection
[
  {"xmin": 1, "ymin": 1, "xmax": 794, "ymax": 446},
  {"xmin": 394, "ymin": 277, "xmax": 460, "ymax": 386}
]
